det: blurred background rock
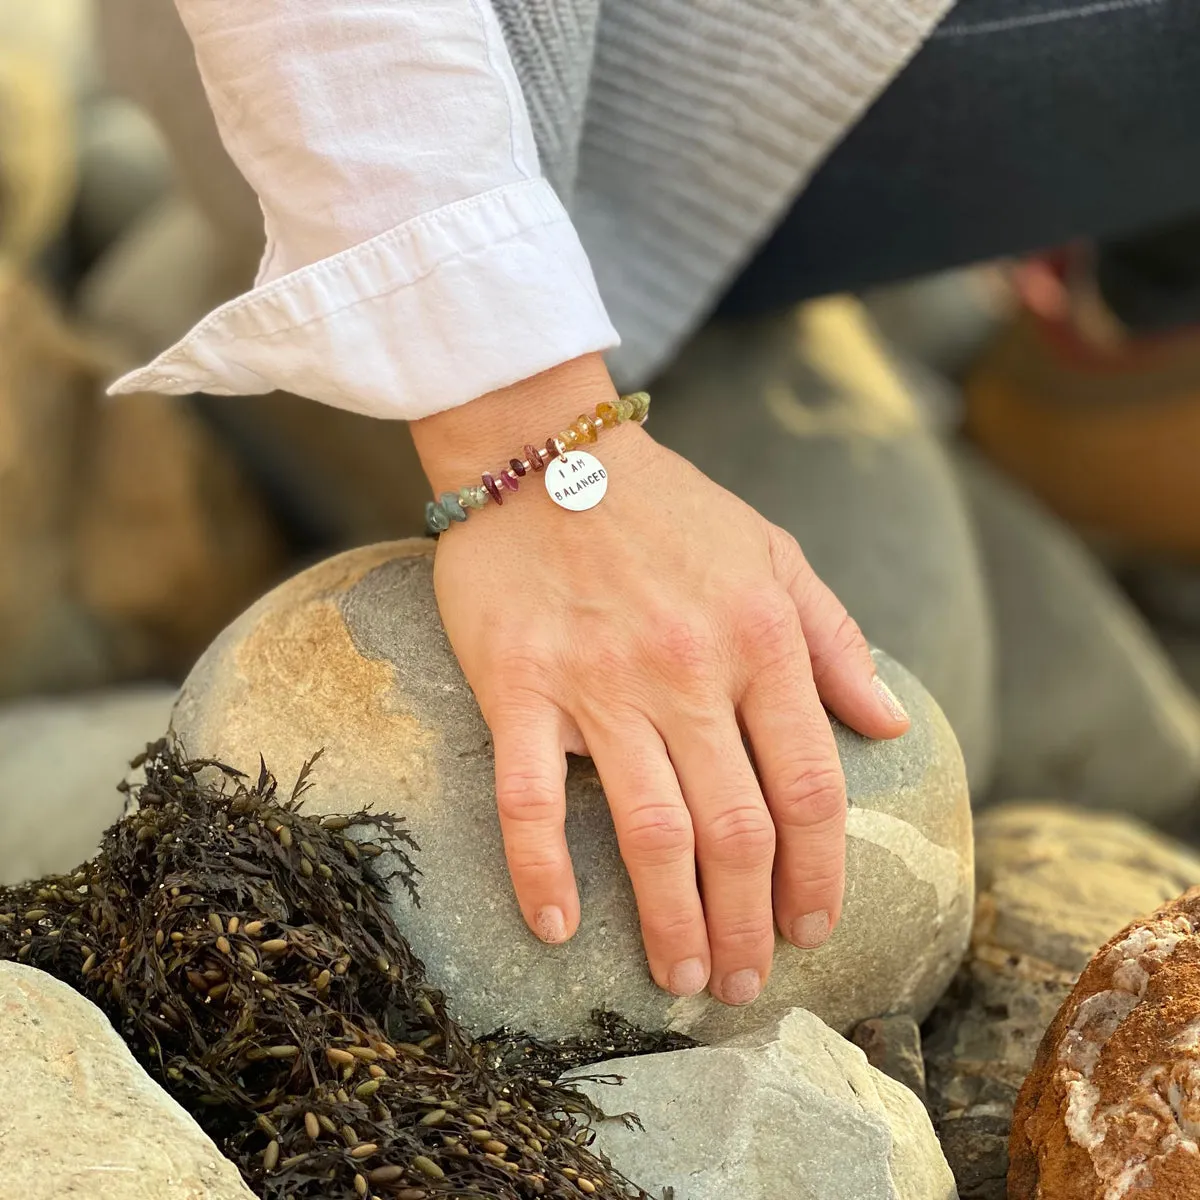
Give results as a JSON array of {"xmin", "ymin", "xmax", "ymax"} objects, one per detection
[{"xmin": 1, "ymin": 0, "xmax": 1198, "ymax": 852}]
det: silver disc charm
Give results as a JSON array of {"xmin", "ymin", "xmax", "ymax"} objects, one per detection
[{"xmin": 545, "ymin": 449, "xmax": 608, "ymax": 512}]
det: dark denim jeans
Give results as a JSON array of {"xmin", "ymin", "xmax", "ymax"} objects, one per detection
[{"xmin": 721, "ymin": 0, "xmax": 1200, "ymax": 333}]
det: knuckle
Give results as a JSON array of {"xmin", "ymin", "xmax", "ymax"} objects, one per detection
[
  {"xmin": 488, "ymin": 633, "xmax": 555, "ymax": 680},
  {"xmin": 708, "ymin": 913, "xmax": 776, "ymax": 956},
  {"xmin": 506, "ymin": 848, "xmax": 565, "ymax": 878},
  {"xmin": 495, "ymin": 772, "xmax": 561, "ymax": 825},
  {"xmin": 702, "ymin": 805, "xmax": 777, "ymax": 862},
  {"xmin": 826, "ymin": 609, "xmax": 868, "ymax": 660},
  {"xmin": 770, "ymin": 762, "xmax": 847, "ymax": 829},
  {"xmin": 768, "ymin": 525, "xmax": 809, "ymax": 584},
  {"xmin": 735, "ymin": 589, "xmax": 797, "ymax": 655},
  {"xmin": 619, "ymin": 803, "xmax": 695, "ymax": 865},
  {"xmin": 643, "ymin": 905, "xmax": 702, "ymax": 943},
  {"xmin": 647, "ymin": 614, "xmax": 717, "ymax": 682},
  {"xmin": 784, "ymin": 865, "xmax": 845, "ymax": 897}
]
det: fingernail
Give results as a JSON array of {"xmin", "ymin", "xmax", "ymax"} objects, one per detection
[
  {"xmin": 668, "ymin": 957, "xmax": 708, "ymax": 997},
  {"xmin": 720, "ymin": 968, "xmax": 762, "ymax": 1006},
  {"xmin": 534, "ymin": 906, "xmax": 567, "ymax": 943},
  {"xmin": 791, "ymin": 910, "xmax": 831, "ymax": 949},
  {"xmin": 871, "ymin": 674, "xmax": 909, "ymax": 723}
]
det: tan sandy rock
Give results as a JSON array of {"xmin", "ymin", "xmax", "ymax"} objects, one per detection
[{"xmin": 0, "ymin": 962, "xmax": 256, "ymax": 1200}]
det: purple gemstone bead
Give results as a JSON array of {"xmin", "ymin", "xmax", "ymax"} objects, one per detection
[
  {"xmin": 500, "ymin": 469, "xmax": 520, "ymax": 491},
  {"xmin": 524, "ymin": 444, "xmax": 545, "ymax": 472},
  {"xmin": 509, "ymin": 457, "xmax": 528, "ymax": 477},
  {"xmin": 481, "ymin": 472, "xmax": 503, "ymax": 505}
]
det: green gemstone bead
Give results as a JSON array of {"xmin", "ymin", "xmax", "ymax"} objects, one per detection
[
  {"xmin": 459, "ymin": 486, "xmax": 487, "ymax": 510},
  {"xmin": 625, "ymin": 391, "xmax": 651, "ymax": 422},
  {"xmin": 612, "ymin": 395, "xmax": 635, "ymax": 422},
  {"xmin": 440, "ymin": 491, "xmax": 467, "ymax": 522},
  {"xmin": 425, "ymin": 501, "xmax": 450, "ymax": 534}
]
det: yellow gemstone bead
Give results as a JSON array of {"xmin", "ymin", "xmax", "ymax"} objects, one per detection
[
  {"xmin": 625, "ymin": 391, "xmax": 651, "ymax": 422},
  {"xmin": 574, "ymin": 414, "xmax": 598, "ymax": 443},
  {"xmin": 559, "ymin": 427, "xmax": 579, "ymax": 448},
  {"xmin": 595, "ymin": 400, "xmax": 620, "ymax": 427}
]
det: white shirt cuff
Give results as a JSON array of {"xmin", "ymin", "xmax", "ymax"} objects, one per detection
[{"xmin": 108, "ymin": 178, "xmax": 620, "ymax": 421}]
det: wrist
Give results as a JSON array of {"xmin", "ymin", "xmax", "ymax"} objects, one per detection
[{"xmin": 411, "ymin": 354, "xmax": 638, "ymax": 494}]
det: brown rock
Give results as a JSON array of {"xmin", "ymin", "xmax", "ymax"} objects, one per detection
[
  {"xmin": 1009, "ymin": 888, "xmax": 1200, "ymax": 1200},
  {"xmin": 0, "ymin": 267, "xmax": 113, "ymax": 697},
  {"xmin": 0, "ymin": 267, "xmax": 284, "ymax": 696},
  {"xmin": 73, "ymin": 390, "xmax": 286, "ymax": 675},
  {"xmin": 925, "ymin": 805, "xmax": 1200, "ymax": 1200}
]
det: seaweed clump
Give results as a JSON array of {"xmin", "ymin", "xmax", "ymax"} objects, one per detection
[{"xmin": 0, "ymin": 740, "xmax": 653, "ymax": 1200}]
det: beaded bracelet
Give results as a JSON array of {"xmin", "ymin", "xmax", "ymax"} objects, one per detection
[{"xmin": 425, "ymin": 391, "xmax": 651, "ymax": 534}]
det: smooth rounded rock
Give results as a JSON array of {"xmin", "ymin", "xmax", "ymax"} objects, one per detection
[
  {"xmin": 0, "ymin": 686, "xmax": 175, "ymax": 887},
  {"xmin": 957, "ymin": 451, "xmax": 1200, "ymax": 820},
  {"xmin": 173, "ymin": 540, "xmax": 973, "ymax": 1042}
]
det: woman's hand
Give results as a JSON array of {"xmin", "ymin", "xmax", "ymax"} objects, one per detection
[{"xmin": 411, "ymin": 355, "xmax": 909, "ymax": 1006}]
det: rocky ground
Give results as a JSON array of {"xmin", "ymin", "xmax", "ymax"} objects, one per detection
[{"xmin": 3, "ymin": 3, "xmax": 1200, "ymax": 1199}]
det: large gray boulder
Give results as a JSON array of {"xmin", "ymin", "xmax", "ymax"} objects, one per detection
[
  {"xmin": 0, "ymin": 962, "xmax": 256, "ymax": 1200},
  {"xmin": 924, "ymin": 803, "xmax": 1200, "ymax": 1200},
  {"xmin": 650, "ymin": 300, "xmax": 996, "ymax": 794},
  {"xmin": 957, "ymin": 453, "xmax": 1200, "ymax": 819},
  {"xmin": 568, "ymin": 1007, "xmax": 957, "ymax": 1200},
  {"xmin": 0, "ymin": 686, "xmax": 175, "ymax": 886},
  {"xmin": 173, "ymin": 540, "xmax": 974, "ymax": 1042}
]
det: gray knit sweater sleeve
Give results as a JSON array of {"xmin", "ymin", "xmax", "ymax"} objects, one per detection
[
  {"xmin": 490, "ymin": 0, "xmax": 954, "ymax": 387},
  {"xmin": 488, "ymin": 1, "xmax": 602, "ymax": 203}
]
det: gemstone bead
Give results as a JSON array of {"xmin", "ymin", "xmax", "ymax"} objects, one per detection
[
  {"xmin": 500, "ymin": 469, "xmax": 520, "ymax": 491},
  {"xmin": 595, "ymin": 400, "xmax": 620, "ymax": 427},
  {"xmin": 439, "ymin": 491, "xmax": 467, "ymax": 522},
  {"xmin": 525, "ymin": 444, "xmax": 545, "ymax": 471},
  {"xmin": 612, "ymin": 395, "xmax": 635, "ymax": 422},
  {"xmin": 559, "ymin": 428, "xmax": 579, "ymax": 449},
  {"xmin": 546, "ymin": 436, "xmax": 565, "ymax": 461},
  {"xmin": 482, "ymin": 472, "xmax": 503, "ymax": 505},
  {"xmin": 509, "ymin": 457, "xmax": 528, "ymax": 477},
  {"xmin": 459, "ymin": 485, "xmax": 487, "ymax": 510},
  {"xmin": 573, "ymin": 414, "xmax": 598, "ymax": 444},
  {"xmin": 425, "ymin": 501, "xmax": 450, "ymax": 534},
  {"xmin": 626, "ymin": 391, "xmax": 651, "ymax": 422}
]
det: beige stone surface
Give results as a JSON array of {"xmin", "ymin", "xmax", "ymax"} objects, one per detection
[
  {"xmin": 173, "ymin": 540, "xmax": 973, "ymax": 1042},
  {"xmin": 568, "ymin": 1007, "xmax": 957, "ymax": 1200},
  {"xmin": 0, "ymin": 962, "xmax": 255, "ymax": 1200}
]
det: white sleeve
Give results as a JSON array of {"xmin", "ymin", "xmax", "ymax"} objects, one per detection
[{"xmin": 109, "ymin": 0, "xmax": 619, "ymax": 421}]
